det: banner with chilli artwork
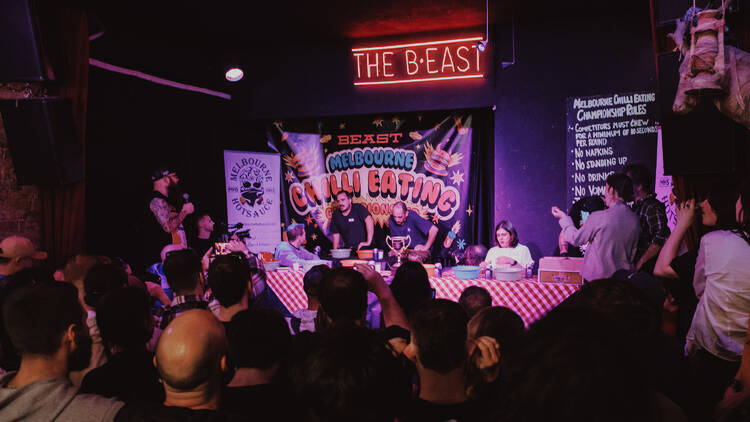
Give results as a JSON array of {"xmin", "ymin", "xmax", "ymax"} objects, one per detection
[{"xmin": 268, "ymin": 110, "xmax": 485, "ymax": 260}]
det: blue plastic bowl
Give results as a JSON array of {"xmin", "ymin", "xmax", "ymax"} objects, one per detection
[{"xmin": 453, "ymin": 265, "xmax": 481, "ymax": 279}]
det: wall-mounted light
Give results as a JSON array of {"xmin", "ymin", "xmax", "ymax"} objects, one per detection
[
  {"xmin": 476, "ymin": 40, "xmax": 488, "ymax": 52},
  {"xmin": 225, "ymin": 68, "xmax": 244, "ymax": 82},
  {"xmin": 477, "ymin": 0, "xmax": 489, "ymax": 53}
]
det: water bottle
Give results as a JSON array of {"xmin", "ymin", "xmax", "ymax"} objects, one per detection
[
  {"xmin": 525, "ymin": 261, "xmax": 534, "ymax": 278},
  {"xmin": 313, "ymin": 246, "xmax": 322, "ymax": 257},
  {"xmin": 435, "ymin": 263, "xmax": 442, "ymax": 277}
]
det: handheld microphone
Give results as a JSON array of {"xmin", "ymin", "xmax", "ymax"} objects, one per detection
[
  {"xmin": 227, "ymin": 222, "xmax": 243, "ymax": 230},
  {"xmin": 182, "ymin": 193, "xmax": 191, "ymax": 203}
]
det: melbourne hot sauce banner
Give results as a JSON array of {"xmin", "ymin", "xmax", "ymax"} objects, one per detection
[{"xmin": 268, "ymin": 111, "xmax": 479, "ymax": 258}]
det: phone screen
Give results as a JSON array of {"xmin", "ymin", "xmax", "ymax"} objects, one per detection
[{"xmin": 581, "ymin": 211, "xmax": 590, "ymax": 224}]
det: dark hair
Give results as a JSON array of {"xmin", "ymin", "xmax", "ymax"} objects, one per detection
[
  {"xmin": 97, "ymin": 287, "xmax": 153, "ymax": 351},
  {"xmin": 390, "ymin": 261, "xmax": 432, "ymax": 318},
  {"xmin": 500, "ymin": 307, "xmax": 650, "ymax": 422},
  {"xmin": 459, "ymin": 286, "xmax": 492, "ymax": 318},
  {"xmin": 464, "ymin": 244, "xmax": 488, "ymax": 266},
  {"xmin": 194, "ymin": 212, "xmax": 212, "ymax": 231},
  {"xmin": 622, "ymin": 163, "xmax": 653, "ymax": 194},
  {"xmin": 83, "ymin": 263, "xmax": 128, "ymax": 309},
  {"xmin": 568, "ymin": 196, "xmax": 606, "ymax": 229},
  {"xmin": 410, "ymin": 299, "xmax": 468, "ymax": 373},
  {"xmin": 291, "ymin": 322, "xmax": 410, "ymax": 422},
  {"xmin": 303, "ymin": 264, "xmax": 330, "ymax": 298},
  {"xmin": 469, "ymin": 307, "xmax": 525, "ymax": 353},
  {"xmin": 605, "ymin": 173, "xmax": 634, "ymax": 202},
  {"xmin": 163, "ymin": 249, "xmax": 203, "ymax": 295},
  {"xmin": 494, "ymin": 220, "xmax": 519, "ymax": 247},
  {"xmin": 286, "ymin": 224, "xmax": 305, "ymax": 242},
  {"xmin": 3, "ymin": 283, "xmax": 84, "ymax": 356},
  {"xmin": 319, "ymin": 267, "xmax": 368, "ymax": 323},
  {"xmin": 207, "ymin": 253, "xmax": 251, "ymax": 307},
  {"xmin": 701, "ymin": 185, "xmax": 740, "ymax": 230},
  {"xmin": 335, "ymin": 190, "xmax": 353, "ymax": 199},
  {"xmin": 227, "ymin": 309, "xmax": 291, "ymax": 370}
]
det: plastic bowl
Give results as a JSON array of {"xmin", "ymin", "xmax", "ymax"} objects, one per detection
[
  {"xmin": 302, "ymin": 259, "xmax": 332, "ymax": 272},
  {"xmin": 494, "ymin": 266, "xmax": 523, "ymax": 282},
  {"xmin": 262, "ymin": 260, "xmax": 280, "ymax": 272},
  {"xmin": 330, "ymin": 248, "xmax": 351, "ymax": 259},
  {"xmin": 453, "ymin": 265, "xmax": 481, "ymax": 280},
  {"xmin": 357, "ymin": 249, "xmax": 374, "ymax": 259}
]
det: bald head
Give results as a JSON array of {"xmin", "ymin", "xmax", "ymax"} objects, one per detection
[{"xmin": 156, "ymin": 309, "xmax": 227, "ymax": 391}]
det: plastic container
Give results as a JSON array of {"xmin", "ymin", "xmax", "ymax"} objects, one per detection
[
  {"xmin": 357, "ymin": 249, "xmax": 374, "ymax": 259},
  {"xmin": 330, "ymin": 248, "xmax": 351, "ymax": 259},
  {"xmin": 302, "ymin": 259, "xmax": 332, "ymax": 272},
  {"xmin": 453, "ymin": 265, "xmax": 481, "ymax": 280},
  {"xmin": 493, "ymin": 266, "xmax": 523, "ymax": 282},
  {"xmin": 262, "ymin": 260, "xmax": 280, "ymax": 272}
]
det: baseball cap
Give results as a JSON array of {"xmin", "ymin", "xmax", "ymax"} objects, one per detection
[
  {"xmin": 0, "ymin": 236, "xmax": 47, "ymax": 260},
  {"xmin": 151, "ymin": 165, "xmax": 175, "ymax": 182}
]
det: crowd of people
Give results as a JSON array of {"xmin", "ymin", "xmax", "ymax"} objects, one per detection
[{"xmin": 0, "ymin": 164, "xmax": 748, "ymax": 421}]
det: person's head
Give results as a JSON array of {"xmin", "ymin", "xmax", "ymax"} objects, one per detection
[
  {"xmin": 494, "ymin": 220, "xmax": 518, "ymax": 248},
  {"xmin": 568, "ymin": 196, "xmax": 607, "ymax": 229},
  {"xmin": 622, "ymin": 164, "xmax": 653, "ymax": 197},
  {"xmin": 604, "ymin": 173, "xmax": 634, "ymax": 205},
  {"xmin": 464, "ymin": 244, "xmax": 488, "ymax": 266},
  {"xmin": 155, "ymin": 309, "xmax": 228, "ymax": 406},
  {"xmin": 0, "ymin": 236, "xmax": 47, "ymax": 276},
  {"xmin": 697, "ymin": 186, "xmax": 739, "ymax": 229},
  {"xmin": 390, "ymin": 261, "xmax": 432, "ymax": 318},
  {"xmin": 318, "ymin": 267, "xmax": 368, "ymax": 325},
  {"xmin": 97, "ymin": 287, "xmax": 153, "ymax": 353},
  {"xmin": 302, "ymin": 264, "xmax": 330, "ymax": 299},
  {"xmin": 467, "ymin": 306, "xmax": 525, "ymax": 354},
  {"xmin": 151, "ymin": 165, "xmax": 179, "ymax": 191},
  {"xmin": 160, "ymin": 244, "xmax": 186, "ymax": 264},
  {"xmin": 335, "ymin": 190, "xmax": 353, "ymax": 214},
  {"xmin": 392, "ymin": 202, "xmax": 409, "ymax": 226},
  {"xmin": 83, "ymin": 262, "xmax": 129, "ymax": 309},
  {"xmin": 291, "ymin": 321, "xmax": 410, "ymax": 422},
  {"xmin": 163, "ymin": 249, "xmax": 204, "ymax": 296},
  {"xmin": 227, "ymin": 309, "xmax": 291, "ymax": 370},
  {"xmin": 405, "ymin": 299, "xmax": 468, "ymax": 373},
  {"xmin": 3, "ymin": 283, "xmax": 92, "ymax": 372},
  {"xmin": 196, "ymin": 213, "xmax": 215, "ymax": 235},
  {"xmin": 286, "ymin": 223, "xmax": 306, "ymax": 245},
  {"xmin": 500, "ymin": 307, "xmax": 649, "ymax": 422},
  {"xmin": 207, "ymin": 253, "xmax": 252, "ymax": 308},
  {"xmin": 458, "ymin": 286, "xmax": 493, "ymax": 319}
]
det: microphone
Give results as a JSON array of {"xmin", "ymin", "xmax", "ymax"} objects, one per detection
[
  {"xmin": 182, "ymin": 193, "xmax": 191, "ymax": 203},
  {"xmin": 227, "ymin": 222, "xmax": 243, "ymax": 230}
]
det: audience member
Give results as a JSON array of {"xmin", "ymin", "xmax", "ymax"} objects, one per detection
[
  {"xmin": 0, "ymin": 283, "xmax": 124, "ymax": 421},
  {"xmin": 207, "ymin": 253, "xmax": 255, "ymax": 324},
  {"xmin": 552, "ymin": 173, "xmax": 641, "ymax": 281},
  {"xmin": 684, "ymin": 181, "xmax": 750, "ymax": 420},
  {"xmin": 463, "ymin": 244, "xmax": 488, "ymax": 266},
  {"xmin": 401, "ymin": 299, "xmax": 480, "ymax": 422},
  {"xmin": 557, "ymin": 195, "xmax": 606, "ymax": 257},
  {"xmin": 458, "ymin": 286, "xmax": 492, "ymax": 319},
  {"xmin": 465, "ymin": 307, "xmax": 525, "ymax": 402},
  {"xmin": 115, "ymin": 309, "xmax": 241, "ymax": 421},
  {"xmin": 0, "ymin": 236, "xmax": 46, "ymax": 285},
  {"xmin": 147, "ymin": 243, "xmax": 186, "ymax": 301},
  {"xmin": 500, "ymin": 306, "xmax": 684, "ymax": 422},
  {"xmin": 623, "ymin": 164, "xmax": 671, "ymax": 273},
  {"xmin": 190, "ymin": 212, "xmax": 216, "ymax": 257},
  {"xmin": 389, "ymin": 261, "xmax": 433, "ymax": 318},
  {"xmin": 223, "ymin": 309, "xmax": 293, "ymax": 420},
  {"xmin": 153, "ymin": 249, "xmax": 208, "ymax": 330},
  {"xmin": 80, "ymin": 287, "xmax": 164, "ymax": 403},
  {"xmin": 289, "ymin": 264, "xmax": 329, "ymax": 334},
  {"xmin": 291, "ymin": 321, "xmax": 410, "ymax": 422}
]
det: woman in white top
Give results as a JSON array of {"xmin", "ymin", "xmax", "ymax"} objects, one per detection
[{"xmin": 484, "ymin": 220, "xmax": 533, "ymax": 268}]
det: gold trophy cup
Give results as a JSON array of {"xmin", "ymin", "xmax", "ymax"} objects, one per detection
[{"xmin": 386, "ymin": 235, "xmax": 411, "ymax": 270}]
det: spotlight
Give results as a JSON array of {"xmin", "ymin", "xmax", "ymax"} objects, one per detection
[
  {"xmin": 225, "ymin": 68, "xmax": 244, "ymax": 82},
  {"xmin": 476, "ymin": 40, "xmax": 487, "ymax": 52}
]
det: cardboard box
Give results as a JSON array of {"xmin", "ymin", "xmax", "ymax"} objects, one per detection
[{"xmin": 538, "ymin": 257, "xmax": 584, "ymax": 285}]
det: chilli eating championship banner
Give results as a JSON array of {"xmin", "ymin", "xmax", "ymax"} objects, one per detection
[
  {"xmin": 223, "ymin": 150, "xmax": 282, "ymax": 254},
  {"xmin": 268, "ymin": 110, "xmax": 486, "ymax": 259}
]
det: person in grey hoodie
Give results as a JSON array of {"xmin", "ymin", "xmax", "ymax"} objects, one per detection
[{"xmin": 0, "ymin": 283, "xmax": 124, "ymax": 421}]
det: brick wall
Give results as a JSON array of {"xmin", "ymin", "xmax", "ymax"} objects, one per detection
[{"xmin": 0, "ymin": 83, "xmax": 44, "ymax": 245}]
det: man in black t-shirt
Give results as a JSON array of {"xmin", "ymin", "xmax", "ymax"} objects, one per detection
[
  {"xmin": 330, "ymin": 190, "xmax": 374, "ymax": 250},
  {"xmin": 189, "ymin": 212, "xmax": 215, "ymax": 257},
  {"xmin": 388, "ymin": 202, "xmax": 438, "ymax": 251}
]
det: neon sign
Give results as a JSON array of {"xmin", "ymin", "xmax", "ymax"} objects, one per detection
[{"xmin": 351, "ymin": 37, "xmax": 485, "ymax": 86}]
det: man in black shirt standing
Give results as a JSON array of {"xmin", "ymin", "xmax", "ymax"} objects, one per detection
[{"xmin": 330, "ymin": 190, "xmax": 374, "ymax": 251}]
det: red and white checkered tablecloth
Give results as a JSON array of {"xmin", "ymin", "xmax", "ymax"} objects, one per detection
[{"xmin": 266, "ymin": 270, "xmax": 580, "ymax": 326}]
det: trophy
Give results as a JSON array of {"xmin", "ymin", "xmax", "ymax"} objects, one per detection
[{"xmin": 386, "ymin": 235, "xmax": 411, "ymax": 270}]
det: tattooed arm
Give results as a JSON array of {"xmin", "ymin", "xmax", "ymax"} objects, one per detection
[{"xmin": 150, "ymin": 197, "xmax": 189, "ymax": 233}]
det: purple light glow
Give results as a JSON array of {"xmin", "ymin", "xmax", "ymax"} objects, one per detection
[{"xmin": 225, "ymin": 68, "xmax": 244, "ymax": 82}]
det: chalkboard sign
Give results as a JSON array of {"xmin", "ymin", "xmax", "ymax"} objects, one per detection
[{"xmin": 566, "ymin": 91, "xmax": 659, "ymax": 206}]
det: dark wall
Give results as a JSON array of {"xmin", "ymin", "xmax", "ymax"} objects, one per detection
[{"xmin": 86, "ymin": 0, "xmax": 656, "ymax": 266}]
